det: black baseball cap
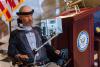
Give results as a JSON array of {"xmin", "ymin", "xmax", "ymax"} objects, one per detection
[{"xmin": 16, "ymin": 6, "xmax": 34, "ymax": 15}]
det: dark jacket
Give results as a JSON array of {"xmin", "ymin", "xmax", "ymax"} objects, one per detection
[{"xmin": 8, "ymin": 27, "xmax": 59, "ymax": 63}]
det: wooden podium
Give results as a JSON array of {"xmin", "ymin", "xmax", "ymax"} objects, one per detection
[{"xmin": 52, "ymin": 8, "xmax": 95, "ymax": 67}]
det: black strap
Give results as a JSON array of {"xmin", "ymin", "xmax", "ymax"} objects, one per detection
[{"xmin": 16, "ymin": 9, "xmax": 34, "ymax": 15}]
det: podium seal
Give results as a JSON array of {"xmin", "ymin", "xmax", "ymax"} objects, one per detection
[{"xmin": 77, "ymin": 31, "xmax": 89, "ymax": 52}]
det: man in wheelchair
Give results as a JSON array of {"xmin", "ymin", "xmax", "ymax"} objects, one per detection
[
  {"xmin": 8, "ymin": 5, "xmax": 68, "ymax": 67},
  {"xmin": 10, "ymin": 45, "xmax": 68, "ymax": 67}
]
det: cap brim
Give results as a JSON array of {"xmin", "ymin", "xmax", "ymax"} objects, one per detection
[{"xmin": 16, "ymin": 9, "xmax": 34, "ymax": 15}]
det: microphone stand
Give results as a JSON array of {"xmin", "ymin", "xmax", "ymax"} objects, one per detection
[{"xmin": 33, "ymin": 34, "xmax": 58, "ymax": 65}]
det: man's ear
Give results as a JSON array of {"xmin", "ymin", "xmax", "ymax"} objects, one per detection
[
  {"xmin": 17, "ymin": 18, "xmax": 23, "ymax": 27},
  {"xmin": 17, "ymin": 18, "xmax": 22, "ymax": 24}
]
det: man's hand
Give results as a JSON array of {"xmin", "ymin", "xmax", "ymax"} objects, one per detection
[
  {"xmin": 55, "ymin": 50, "xmax": 61, "ymax": 55},
  {"xmin": 16, "ymin": 54, "xmax": 29, "ymax": 59}
]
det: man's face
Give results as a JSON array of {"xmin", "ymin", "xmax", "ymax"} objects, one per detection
[
  {"xmin": 20, "ymin": 14, "xmax": 33, "ymax": 26},
  {"xmin": 19, "ymin": 6, "xmax": 33, "ymax": 26}
]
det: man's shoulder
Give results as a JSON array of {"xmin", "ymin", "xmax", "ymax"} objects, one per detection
[
  {"xmin": 11, "ymin": 29, "xmax": 18, "ymax": 33},
  {"xmin": 10, "ymin": 29, "xmax": 19, "ymax": 35},
  {"xmin": 32, "ymin": 26, "xmax": 41, "ymax": 32},
  {"xmin": 33, "ymin": 26, "xmax": 41, "ymax": 30}
]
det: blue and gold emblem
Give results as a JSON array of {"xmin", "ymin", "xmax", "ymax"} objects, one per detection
[{"xmin": 77, "ymin": 31, "xmax": 89, "ymax": 52}]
